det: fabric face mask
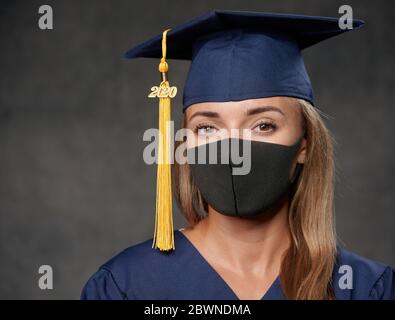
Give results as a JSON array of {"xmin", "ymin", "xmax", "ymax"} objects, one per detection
[{"xmin": 187, "ymin": 137, "xmax": 303, "ymax": 217}]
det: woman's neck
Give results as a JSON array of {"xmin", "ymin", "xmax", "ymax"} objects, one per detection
[{"xmin": 190, "ymin": 196, "xmax": 291, "ymax": 275}]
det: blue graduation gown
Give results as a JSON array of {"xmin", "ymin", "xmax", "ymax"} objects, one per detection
[{"xmin": 81, "ymin": 229, "xmax": 395, "ymax": 300}]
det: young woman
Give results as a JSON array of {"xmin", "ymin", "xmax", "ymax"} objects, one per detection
[{"xmin": 81, "ymin": 10, "xmax": 395, "ymax": 300}]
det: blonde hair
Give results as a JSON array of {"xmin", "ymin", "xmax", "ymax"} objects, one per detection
[{"xmin": 173, "ymin": 98, "xmax": 336, "ymax": 299}]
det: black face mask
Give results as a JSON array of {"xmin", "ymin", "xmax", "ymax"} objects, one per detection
[{"xmin": 187, "ymin": 137, "xmax": 303, "ymax": 217}]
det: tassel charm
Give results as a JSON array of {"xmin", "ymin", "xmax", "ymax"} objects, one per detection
[{"xmin": 148, "ymin": 29, "xmax": 177, "ymax": 251}]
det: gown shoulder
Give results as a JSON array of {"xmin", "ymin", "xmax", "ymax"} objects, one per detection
[
  {"xmin": 81, "ymin": 234, "xmax": 189, "ymax": 300},
  {"xmin": 333, "ymin": 246, "xmax": 395, "ymax": 300}
]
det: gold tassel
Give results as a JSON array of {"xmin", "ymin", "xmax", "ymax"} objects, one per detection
[{"xmin": 149, "ymin": 29, "xmax": 177, "ymax": 251}]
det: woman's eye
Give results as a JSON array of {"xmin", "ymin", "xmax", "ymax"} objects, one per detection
[
  {"xmin": 253, "ymin": 121, "xmax": 277, "ymax": 133},
  {"xmin": 195, "ymin": 124, "xmax": 218, "ymax": 136}
]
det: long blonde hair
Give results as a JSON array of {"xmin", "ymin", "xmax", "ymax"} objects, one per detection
[{"xmin": 173, "ymin": 98, "xmax": 336, "ymax": 299}]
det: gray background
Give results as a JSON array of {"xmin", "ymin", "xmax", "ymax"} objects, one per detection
[{"xmin": 0, "ymin": 0, "xmax": 394, "ymax": 299}]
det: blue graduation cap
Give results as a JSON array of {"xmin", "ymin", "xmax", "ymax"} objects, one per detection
[
  {"xmin": 123, "ymin": 10, "xmax": 364, "ymax": 251},
  {"xmin": 125, "ymin": 9, "xmax": 365, "ymax": 108}
]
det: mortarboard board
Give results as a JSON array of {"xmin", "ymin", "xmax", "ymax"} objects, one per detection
[{"xmin": 124, "ymin": 10, "xmax": 365, "ymax": 251}]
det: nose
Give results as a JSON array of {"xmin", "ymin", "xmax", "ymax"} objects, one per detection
[{"xmin": 228, "ymin": 128, "xmax": 252, "ymax": 140}]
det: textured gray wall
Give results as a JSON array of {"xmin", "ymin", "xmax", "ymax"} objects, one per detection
[{"xmin": 0, "ymin": 0, "xmax": 394, "ymax": 299}]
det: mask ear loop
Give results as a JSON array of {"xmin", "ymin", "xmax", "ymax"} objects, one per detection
[
  {"xmin": 291, "ymin": 163, "xmax": 304, "ymax": 184},
  {"xmin": 192, "ymin": 189, "xmax": 208, "ymax": 219},
  {"xmin": 290, "ymin": 130, "xmax": 306, "ymax": 184}
]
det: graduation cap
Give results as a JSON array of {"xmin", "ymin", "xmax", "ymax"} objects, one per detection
[{"xmin": 124, "ymin": 10, "xmax": 365, "ymax": 251}]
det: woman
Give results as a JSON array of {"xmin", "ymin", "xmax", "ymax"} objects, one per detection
[{"xmin": 81, "ymin": 10, "xmax": 395, "ymax": 300}]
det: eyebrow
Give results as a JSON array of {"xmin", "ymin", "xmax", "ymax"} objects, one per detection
[
  {"xmin": 187, "ymin": 105, "xmax": 285, "ymax": 122},
  {"xmin": 246, "ymin": 106, "xmax": 285, "ymax": 117},
  {"xmin": 188, "ymin": 111, "xmax": 220, "ymax": 122}
]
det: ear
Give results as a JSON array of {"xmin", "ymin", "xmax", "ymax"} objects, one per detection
[{"xmin": 297, "ymin": 137, "xmax": 307, "ymax": 164}]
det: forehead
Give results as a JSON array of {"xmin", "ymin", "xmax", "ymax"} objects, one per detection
[{"xmin": 185, "ymin": 96, "xmax": 301, "ymax": 119}]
